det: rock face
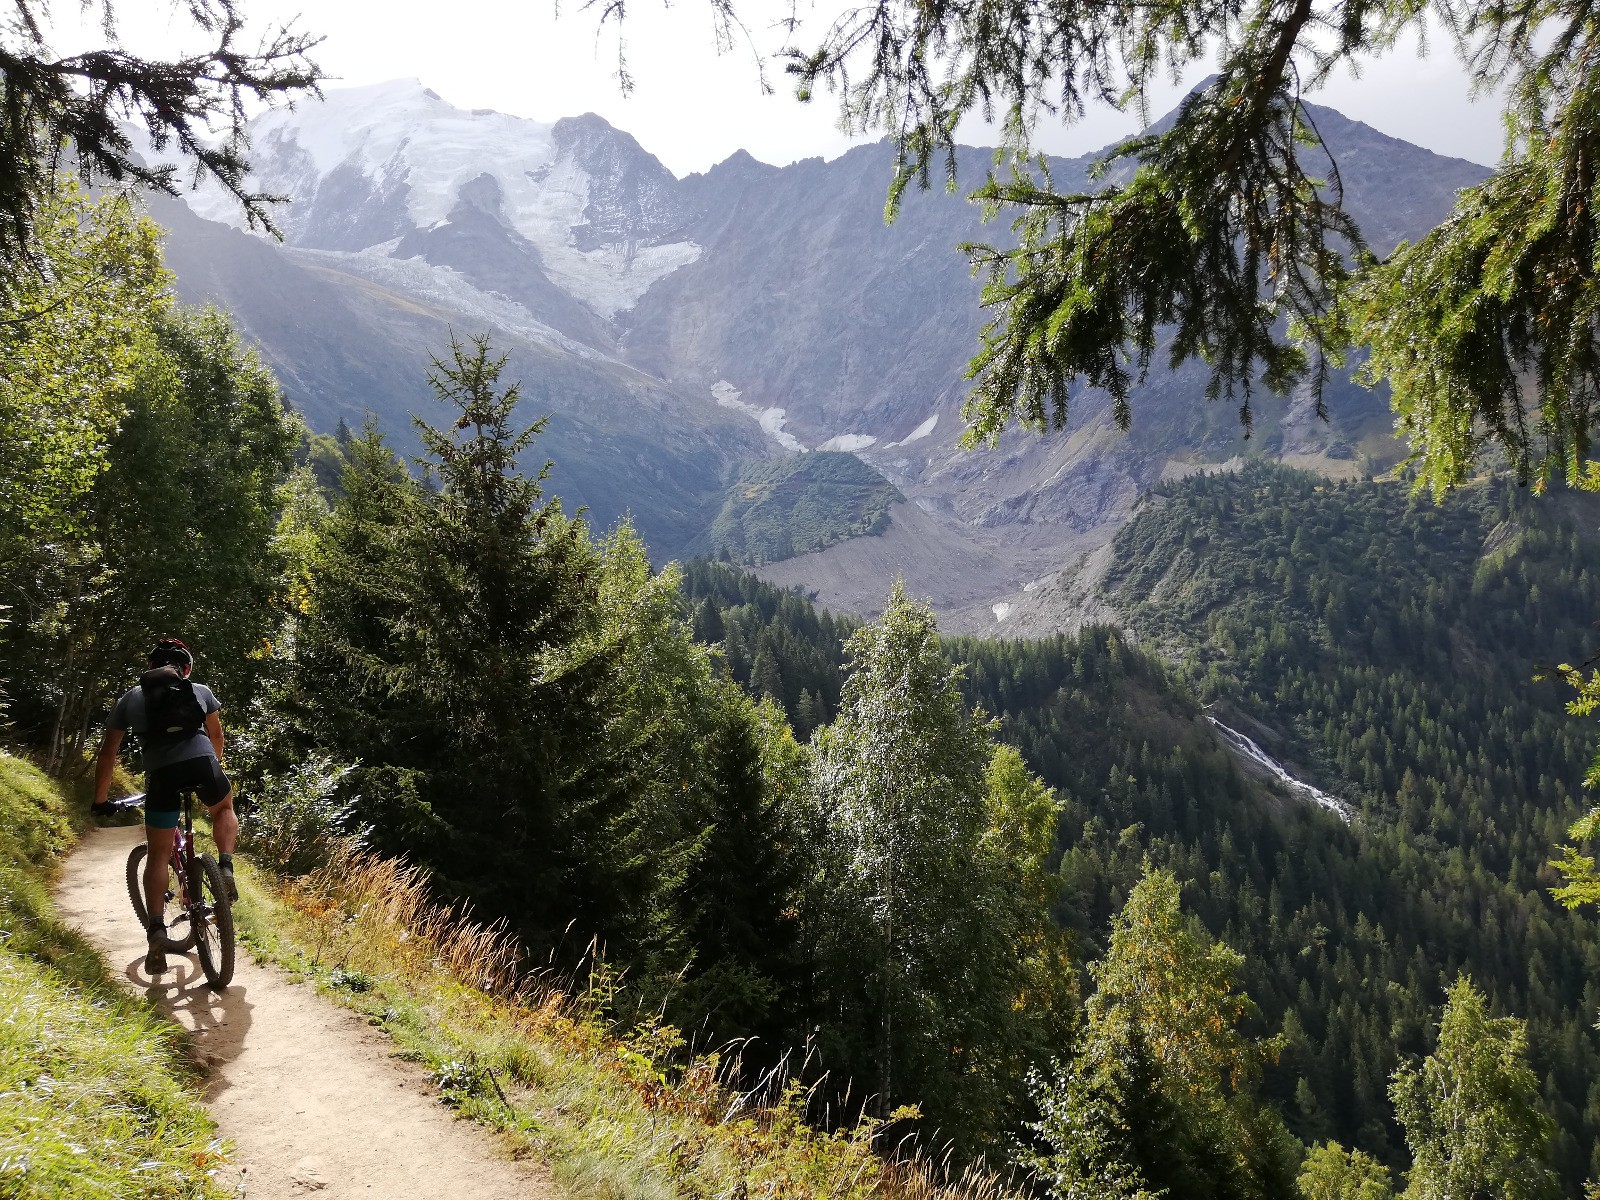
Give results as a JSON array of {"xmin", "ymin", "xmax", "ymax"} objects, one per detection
[{"xmin": 159, "ymin": 78, "xmax": 1487, "ymax": 594}]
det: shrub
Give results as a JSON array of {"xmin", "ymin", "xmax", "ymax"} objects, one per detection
[{"xmin": 239, "ymin": 754, "xmax": 359, "ymax": 874}]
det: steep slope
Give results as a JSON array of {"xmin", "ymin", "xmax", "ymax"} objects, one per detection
[
  {"xmin": 681, "ymin": 547, "xmax": 1600, "ymax": 1187},
  {"xmin": 153, "ymin": 191, "xmax": 765, "ymax": 555}
]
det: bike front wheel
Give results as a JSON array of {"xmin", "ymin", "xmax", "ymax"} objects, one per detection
[{"xmin": 191, "ymin": 853, "xmax": 235, "ymax": 990}]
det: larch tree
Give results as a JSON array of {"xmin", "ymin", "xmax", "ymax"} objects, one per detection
[
  {"xmin": 1298, "ymin": 1141, "xmax": 1396, "ymax": 1200},
  {"xmin": 0, "ymin": 0, "xmax": 321, "ymax": 277},
  {"xmin": 756, "ymin": 0, "xmax": 1600, "ymax": 497},
  {"xmin": 1025, "ymin": 868, "xmax": 1299, "ymax": 1200}
]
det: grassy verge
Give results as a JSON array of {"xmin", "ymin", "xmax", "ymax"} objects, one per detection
[
  {"xmin": 0, "ymin": 753, "xmax": 228, "ymax": 1199},
  {"xmin": 233, "ymin": 843, "xmax": 1022, "ymax": 1200}
]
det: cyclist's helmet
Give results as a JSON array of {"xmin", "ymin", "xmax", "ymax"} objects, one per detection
[{"xmin": 148, "ymin": 637, "xmax": 194, "ymax": 672}]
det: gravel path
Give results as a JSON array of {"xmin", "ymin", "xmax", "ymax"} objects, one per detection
[{"xmin": 56, "ymin": 825, "xmax": 557, "ymax": 1199}]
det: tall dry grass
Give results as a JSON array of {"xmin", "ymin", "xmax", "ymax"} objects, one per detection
[{"xmin": 268, "ymin": 840, "xmax": 1027, "ymax": 1200}]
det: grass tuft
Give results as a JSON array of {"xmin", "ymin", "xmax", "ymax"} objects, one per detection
[{"xmin": 237, "ymin": 840, "xmax": 1026, "ymax": 1200}]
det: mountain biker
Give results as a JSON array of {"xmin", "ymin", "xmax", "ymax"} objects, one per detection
[{"xmin": 91, "ymin": 637, "xmax": 238, "ymax": 975}]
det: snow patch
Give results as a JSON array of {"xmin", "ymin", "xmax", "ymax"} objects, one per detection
[
  {"xmin": 992, "ymin": 602, "xmax": 1013, "ymax": 622},
  {"xmin": 818, "ymin": 434, "xmax": 878, "ymax": 452},
  {"xmin": 1207, "ymin": 717, "xmax": 1353, "ymax": 823},
  {"xmin": 889, "ymin": 414, "xmax": 939, "ymax": 446},
  {"xmin": 711, "ymin": 381, "xmax": 805, "ymax": 452}
]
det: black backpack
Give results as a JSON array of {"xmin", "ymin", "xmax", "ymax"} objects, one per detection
[{"xmin": 138, "ymin": 666, "xmax": 207, "ymax": 748}]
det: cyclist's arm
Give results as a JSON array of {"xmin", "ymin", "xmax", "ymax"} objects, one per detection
[
  {"xmin": 206, "ymin": 710, "xmax": 224, "ymax": 763},
  {"xmin": 93, "ymin": 728, "xmax": 124, "ymax": 807}
]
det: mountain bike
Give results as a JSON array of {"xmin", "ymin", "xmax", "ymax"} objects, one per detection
[{"xmin": 110, "ymin": 792, "xmax": 235, "ymax": 989}]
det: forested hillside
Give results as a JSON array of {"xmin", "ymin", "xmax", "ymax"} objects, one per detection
[
  {"xmin": 703, "ymin": 451, "xmax": 902, "ymax": 564},
  {"xmin": 6, "ymin": 187, "xmax": 1595, "ymax": 1199},
  {"xmin": 682, "ymin": 464, "xmax": 1600, "ymax": 1186}
]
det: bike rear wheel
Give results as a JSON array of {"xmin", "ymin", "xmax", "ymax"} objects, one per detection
[
  {"xmin": 125, "ymin": 844, "xmax": 149, "ymax": 927},
  {"xmin": 191, "ymin": 853, "xmax": 235, "ymax": 990},
  {"xmin": 126, "ymin": 843, "xmax": 199, "ymax": 951}
]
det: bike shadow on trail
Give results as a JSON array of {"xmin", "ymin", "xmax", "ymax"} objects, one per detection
[{"xmin": 122, "ymin": 952, "xmax": 255, "ymax": 1080}]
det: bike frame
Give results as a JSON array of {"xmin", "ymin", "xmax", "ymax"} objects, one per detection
[{"xmin": 114, "ymin": 791, "xmax": 202, "ymax": 938}]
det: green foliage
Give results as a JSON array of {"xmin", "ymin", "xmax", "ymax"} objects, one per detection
[
  {"xmin": 1098, "ymin": 466, "xmax": 1600, "ymax": 1183},
  {"xmin": 804, "ymin": 581, "xmax": 1070, "ymax": 1153},
  {"xmin": 1088, "ymin": 869, "xmax": 1275, "ymax": 1100},
  {"xmin": 0, "ymin": 183, "xmax": 169, "ymax": 546},
  {"xmin": 1027, "ymin": 869, "xmax": 1297, "ymax": 1200},
  {"xmin": 0, "ymin": 752, "xmax": 227, "ymax": 1198},
  {"xmin": 960, "ymin": 90, "xmax": 1356, "ymax": 444},
  {"xmin": 1023, "ymin": 1046, "xmax": 1163, "ymax": 1200},
  {"xmin": 298, "ymin": 421, "xmax": 353, "ymax": 499},
  {"xmin": 254, "ymin": 336, "xmax": 804, "ymax": 1045},
  {"xmin": 808, "ymin": 581, "xmax": 1000, "ymax": 1121},
  {"xmin": 0, "ymin": 1, "xmax": 320, "ymax": 274},
  {"xmin": 681, "ymin": 558, "xmax": 857, "ymax": 738},
  {"xmin": 1391, "ymin": 977, "xmax": 1559, "ymax": 1200},
  {"xmin": 681, "ymin": 475, "xmax": 1600, "ymax": 1186},
  {"xmin": 1356, "ymin": 19, "xmax": 1600, "ymax": 492},
  {"xmin": 706, "ymin": 451, "xmax": 903, "ymax": 564},
  {"xmin": 233, "ymin": 848, "xmax": 1027, "ymax": 1200},
  {"xmin": 1548, "ymin": 641, "xmax": 1600, "ymax": 913},
  {"xmin": 238, "ymin": 752, "xmax": 356, "ymax": 875},
  {"xmin": 1298, "ymin": 1142, "xmax": 1395, "ymax": 1200},
  {"xmin": 0, "ymin": 185, "xmax": 299, "ymax": 766}
]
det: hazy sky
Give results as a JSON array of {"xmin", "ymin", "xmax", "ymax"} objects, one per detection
[{"xmin": 56, "ymin": 0, "xmax": 1506, "ymax": 176}]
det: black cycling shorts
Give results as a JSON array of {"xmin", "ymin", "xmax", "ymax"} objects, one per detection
[{"xmin": 145, "ymin": 756, "xmax": 232, "ymax": 829}]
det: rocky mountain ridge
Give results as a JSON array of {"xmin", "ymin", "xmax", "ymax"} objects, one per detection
[{"xmin": 157, "ymin": 80, "xmax": 1488, "ymax": 607}]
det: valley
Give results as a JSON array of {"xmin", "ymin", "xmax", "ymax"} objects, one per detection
[
  {"xmin": 147, "ymin": 78, "xmax": 1487, "ymax": 604},
  {"xmin": 682, "ymin": 464, "xmax": 1600, "ymax": 1186}
]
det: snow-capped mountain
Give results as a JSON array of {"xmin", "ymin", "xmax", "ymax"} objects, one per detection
[
  {"xmin": 157, "ymin": 80, "xmax": 1489, "ymax": 613},
  {"xmin": 188, "ymin": 80, "xmax": 698, "ymax": 320}
]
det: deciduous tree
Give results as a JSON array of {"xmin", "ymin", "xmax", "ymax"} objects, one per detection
[{"xmin": 1391, "ymin": 976, "xmax": 1559, "ymax": 1200}]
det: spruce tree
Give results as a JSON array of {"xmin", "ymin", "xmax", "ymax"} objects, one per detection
[{"xmin": 401, "ymin": 335, "xmax": 612, "ymax": 927}]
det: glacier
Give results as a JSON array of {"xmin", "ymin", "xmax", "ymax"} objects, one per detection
[{"xmin": 186, "ymin": 79, "xmax": 701, "ymax": 318}]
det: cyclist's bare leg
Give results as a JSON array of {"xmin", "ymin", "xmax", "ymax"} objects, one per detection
[
  {"xmin": 144, "ymin": 824, "xmax": 177, "ymax": 927},
  {"xmin": 207, "ymin": 792, "xmax": 238, "ymax": 857}
]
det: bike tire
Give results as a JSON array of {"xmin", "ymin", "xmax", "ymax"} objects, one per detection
[
  {"xmin": 125, "ymin": 844, "xmax": 149, "ymax": 927},
  {"xmin": 192, "ymin": 854, "xmax": 235, "ymax": 990},
  {"xmin": 128, "ymin": 842, "xmax": 199, "ymax": 951}
]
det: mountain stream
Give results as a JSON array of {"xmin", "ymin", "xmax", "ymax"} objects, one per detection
[{"xmin": 1206, "ymin": 716, "xmax": 1354, "ymax": 824}]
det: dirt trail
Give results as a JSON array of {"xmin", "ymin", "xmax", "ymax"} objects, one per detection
[{"xmin": 55, "ymin": 826, "xmax": 558, "ymax": 1199}]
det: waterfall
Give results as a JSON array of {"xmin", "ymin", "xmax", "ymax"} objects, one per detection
[{"xmin": 1206, "ymin": 716, "xmax": 1354, "ymax": 824}]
